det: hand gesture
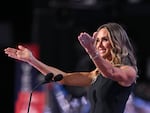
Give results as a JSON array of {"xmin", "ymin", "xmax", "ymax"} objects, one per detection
[
  {"xmin": 78, "ymin": 32, "xmax": 97, "ymax": 53},
  {"xmin": 4, "ymin": 45, "xmax": 33, "ymax": 63}
]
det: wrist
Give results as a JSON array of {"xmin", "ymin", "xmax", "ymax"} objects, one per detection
[
  {"xmin": 89, "ymin": 50, "xmax": 99, "ymax": 60},
  {"xmin": 27, "ymin": 55, "xmax": 35, "ymax": 65}
]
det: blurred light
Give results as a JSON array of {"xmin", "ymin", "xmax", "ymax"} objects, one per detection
[
  {"xmin": 71, "ymin": 0, "xmax": 97, "ymax": 6},
  {"xmin": 127, "ymin": 0, "xmax": 142, "ymax": 4},
  {"xmin": 48, "ymin": 0, "xmax": 99, "ymax": 9}
]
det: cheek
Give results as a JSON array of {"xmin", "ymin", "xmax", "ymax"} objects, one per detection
[{"xmin": 104, "ymin": 42, "xmax": 112, "ymax": 49}]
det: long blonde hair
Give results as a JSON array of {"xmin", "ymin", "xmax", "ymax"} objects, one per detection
[{"xmin": 97, "ymin": 22, "xmax": 137, "ymax": 72}]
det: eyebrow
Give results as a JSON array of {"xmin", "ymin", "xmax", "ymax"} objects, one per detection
[{"xmin": 96, "ymin": 36, "xmax": 109, "ymax": 40}]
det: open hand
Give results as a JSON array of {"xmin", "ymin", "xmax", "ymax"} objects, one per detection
[
  {"xmin": 78, "ymin": 32, "xmax": 96, "ymax": 52},
  {"xmin": 4, "ymin": 45, "xmax": 33, "ymax": 63}
]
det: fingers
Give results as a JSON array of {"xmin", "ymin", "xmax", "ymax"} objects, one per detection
[
  {"xmin": 78, "ymin": 32, "xmax": 94, "ymax": 45},
  {"xmin": 4, "ymin": 46, "xmax": 23, "ymax": 59},
  {"xmin": 4, "ymin": 45, "xmax": 26, "ymax": 55},
  {"xmin": 92, "ymin": 32, "xmax": 97, "ymax": 39},
  {"xmin": 4, "ymin": 47, "xmax": 18, "ymax": 54},
  {"xmin": 78, "ymin": 32, "xmax": 90, "ymax": 40},
  {"xmin": 18, "ymin": 45, "xmax": 26, "ymax": 50},
  {"xmin": 4, "ymin": 48, "xmax": 19, "ymax": 60}
]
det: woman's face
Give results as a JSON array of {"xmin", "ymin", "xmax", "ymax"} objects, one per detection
[{"xmin": 95, "ymin": 28, "xmax": 112, "ymax": 60}]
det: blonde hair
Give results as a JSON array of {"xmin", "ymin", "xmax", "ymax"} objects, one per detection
[{"xmin": 97, "ymin": 22, "xmax": 137, "ymax": 72}]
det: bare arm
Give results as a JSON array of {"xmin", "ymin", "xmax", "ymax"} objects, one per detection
[
  {"xmin": 25, "ymin": 54, "xmax": 96, "ymax": 86},
  {"xmin": 92, "ymin": 56, "xmax": 137, "ymax": 86},
  {"xmin": 4, "ymin": 45, "xmax": 97, "ymax": 86},
  {"xmin": 4, "ymin": 45, "xmax": 65, "ymax": 76},
  {"xmin": 28, "ymin": 56, "xmax": 66, "ymax": 76},
  {"xmin": 28, "ymin": 57, "xmax": 95, "ymax": 86},
  {"xmin": 78, "ymin": 32, "xmax": 137, "ymax": 87},
  {"xmin": 60, "ymin": 69, "xmax": 98, "ymax": 86}
]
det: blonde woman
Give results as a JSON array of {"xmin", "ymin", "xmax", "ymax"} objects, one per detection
[{"xmin": 4, "ymin": 22, "xmax": 138, "ymax": 113}]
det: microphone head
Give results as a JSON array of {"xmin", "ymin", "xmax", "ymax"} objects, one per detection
[
  {"xmin": 54, "ymin": 74, "xmax": 63, "ymax": 81},
  {"xmin": 44, "ymin": 73, "xmax": 54, "ymax": 83}
]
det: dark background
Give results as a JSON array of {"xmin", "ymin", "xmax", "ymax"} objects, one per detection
[{"xmin": 1, "ymin": 0, "xmax": 150, "ymax": 113}]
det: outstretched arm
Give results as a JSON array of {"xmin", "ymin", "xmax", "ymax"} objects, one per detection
[
  {"xmin": 4, "ymin": 45, "xmax": 96, "ymax": 86},
  {"xmin": 4, "ymin": 45, "xmax": 65, "ymax": 76}
]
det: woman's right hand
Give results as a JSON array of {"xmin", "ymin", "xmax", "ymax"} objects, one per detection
[{"xmin": 4, "ymin": 45, "xmax": 33, "ymax": 63}]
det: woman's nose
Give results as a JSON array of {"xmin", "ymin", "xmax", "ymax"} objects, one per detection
[{"xmin": 98, "ymin": 40, "xmax": 103, "ymax": 48}]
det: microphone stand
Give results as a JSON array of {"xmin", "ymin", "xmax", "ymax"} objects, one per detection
[
  {"xmin": 27, "ymin": 73, "xmax": 54, "ymax": 113},
  {"xmin": 27, "ymin": 81, "xmax": 45, "ymax": 113},
  {"xmin": 27, "ymin": 73, "xmax": 63, "ymax": 113}
]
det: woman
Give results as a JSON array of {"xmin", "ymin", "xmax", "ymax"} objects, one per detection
[{"xmin": 4, "ymin": 22, "xmax": 138, "ymax": 113}]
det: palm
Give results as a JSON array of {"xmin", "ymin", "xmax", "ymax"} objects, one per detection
[
  {"xmin": 4, "ymin": 45, "xmax": 33, "ymax": 63},
  {"xmin": 78, "ymin": 32, "xmax": 95, "ymax": 51},
  {"xmin": 17, "ymin": 48, "xmax": 32, "ymax": 62}
]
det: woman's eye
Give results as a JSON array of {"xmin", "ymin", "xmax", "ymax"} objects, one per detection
[
  {"xmin": 95, "ymin": 38, "xmax": 100, "ymax": 43},
  {"xmin": 103, "ymin": 37, "xmax": 108, "ymax": 41},
  {"xmin": 96, "ymin": 39, "xmax": 99, "ymax": 42}
]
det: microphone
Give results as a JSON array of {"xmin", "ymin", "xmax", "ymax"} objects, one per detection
[
  {"xmin": 27, "ymin": 73, "xmax": 63, "ymax": 113},
  {"xmin": 54, "ymin": 74, "xmax": 63, "ymax": 82},
  {"xmin": 32, "ymin": 73, "xmax": 54, "ymax": 91}
]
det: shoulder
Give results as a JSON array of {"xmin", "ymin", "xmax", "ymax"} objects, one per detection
[
  {"xmin": 91, "ymin": 68, "xmax": 100, "ymax": 76},
  {"xmin": 90, "ymin": 68, "xmax": 100, "ymax": 84}
]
